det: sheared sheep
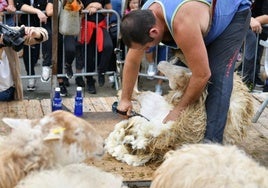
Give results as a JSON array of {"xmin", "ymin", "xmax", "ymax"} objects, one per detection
[
  {"xmin": 150, "ymin": 144, "xmax": 268, "ymax": 188},
  {"xmin": 0, "ymin": 110, "xmax": 104, "ymax": 188},
  {"xmin": 105, "ymin": 61, "xmax": 254, "ymax": 166},
  {"xmin": 16, "ymin": 163, "xmax": 127, "ymax": 188}
]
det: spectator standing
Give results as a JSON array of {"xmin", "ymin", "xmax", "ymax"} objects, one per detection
[
  {"xmin": 124, "ymin": 0, "xmax": 140, "ymax": 15},
  {"xmin": 145, "ymin": 44, "xmax": 172, "ymax": 95},
  {"xmin": 64, "ymin": 36, "xmax": 87, "ymax": 88},
  {"xmin": 42, "ymin": 0, "xmax": 63, "ymax": 95},
  {"xmin": 61, "ymin": 0, "xmax": 84, "ymax": 88},
  {"xmin": 108, "ymin": 0, "xmax": 123, "ymax": 88},
  {"xmin": 78, "ymin": 0, "xmax": 113, "ymax": 94},
  {"xmin": 0, "ymin": 25, "xmax": 48, "ymax": 101},
  {"xmin": 2, "ymin": 0, "xmax": 16, "ymax": 26},
  {"xmin": 242, "ymin": 0, "xmax": 268, "ymax": 92},
  {"xmin": 15, "ymin": 0, "xmax": 48, "ymax": 91}
]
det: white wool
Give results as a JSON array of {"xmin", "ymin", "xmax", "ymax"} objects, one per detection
[
  {"xmin": 150, "ymin": 144, "xmax": 268, "ymax": 188},
  {"xmin": 105, "ymin": 116, "xmax": 173, "ymax": 166},
  {"xmin": 137, "ymin": 91, "xmax": 172, "ymax": 123},
  {"xmin": 16, "ymin": 163, "xmax": 127, "ymax": 188},
  {"xmin": 49, "ymin": 143, "xmax": 90, "ymax": 166},
  {"xmin": 1, "ymin": 110, "xmax": 104, "ymax": 188},
  {"xmin": 37, "ymin": 115, "xmax": 54, "ymax": 126},
  {"xmin": 123, "ymin": 154, "xmax": 151, "ymax": 167},
  {"xmin": 106, "ymin": 61, "xmax": 254, "ymax": 166},
  {"xmin": 0, "ymin": 123, "xmax": 45, "ymax": 157}
]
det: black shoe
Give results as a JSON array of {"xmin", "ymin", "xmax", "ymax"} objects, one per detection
[
  {"xmin": 255, "ymin": 77, "xmax": 265, "ymax": 88},
  {"xmin": 59, "ymin": 84, "xmax": 68, "ymax": 97},
  {"xmin": 75, "ymin": 76, "xmax": 85, "ymax": 87},
  {"xmin": 98, "ymin": 73, "xmax": 105, "ymax": 87},
  {"xmin": 63, "ymin": 77, "xmax": 70, "ymax": 87},
  {"xmin": 111, "ymin": 82, "xmax": 115, "ymax": 89},
  {"xmin": 87, "ymin": 79, "xmax": 96, "ymax": 94},
  {"xmin": 65, "ymin": 64, "xmax": 73, "ymax": 79},
  {"xmin": 263, "ymin": 83, "xmax": 268, "ymax": 92}
]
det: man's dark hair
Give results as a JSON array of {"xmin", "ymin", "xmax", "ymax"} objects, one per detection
[{"xmin": 120, "ymin": 9, "xmax": 155, "ymax": 47}]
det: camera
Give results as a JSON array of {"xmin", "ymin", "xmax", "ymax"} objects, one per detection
[{"xmin": 0, "ymin": 23, "xmax": 25, "ymax": 52}]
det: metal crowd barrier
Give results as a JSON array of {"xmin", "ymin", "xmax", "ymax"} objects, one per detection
[
  {"xmin": 239, "ymin": 24, "xmax": 268, "ymax": 122},
  {"xmin": 2, "ymin": 9, "xmax": 121, "ymax": 90},
  {"xmin": 252, "ymin": 36, "xmax": 268, "ymax": 123}
]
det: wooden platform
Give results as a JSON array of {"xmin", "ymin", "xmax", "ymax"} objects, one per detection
[
  {"xmin": 0, "ymin": 94, "xmax": 267, "ymax": 186},
  {"xmin": 1, "ymin": 94, "xmax": 267, "ymax": 137},
  {"xmin": 0, "ymin": 96, "xmax": 154, "ymax": 187}
]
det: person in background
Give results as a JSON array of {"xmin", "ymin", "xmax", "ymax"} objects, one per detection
[
  {"xmin": 145, "ymin": 44, "xmax": 171, "ymax": 95},
  {"xmin": 117, "ymin": 0, "xmax": 251, "ymax": 144},
  {"xmin": 61, "ymin": 0, "xmax": 84, "ymax": 88},
  {"xmin": 78, "ymin": 0, "xmax": 113, "ymax": 94},
  {"xmin": 124, "ymin": 0, "xmax": 140, "ymax": 15},
  {"xmin": 241, "ymin": 0, "xmax": 268, "ymax": 92},
  {"xmin": 1, "ymin": 0, "xmax": 16, "ymax": 26},
  {"xmin": 41, "ymin": 0, "xmax": 73, "ymax": 96},
  {"xmin": 15, "ymin": 0, "xmax": 48, "ymax": 91},
  {"xmin": 0, "ymin": 25, "xmax": 48, "ymax": 101},
  {"xmin": 64, "ymin": 36, "xmax": 87, "ymax": 88},
  {"xmin": 108, "ymin": 0, "xmax": 123, "ymax": 88}
]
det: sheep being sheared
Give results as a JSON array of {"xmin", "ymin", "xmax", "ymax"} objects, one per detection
[
  {"xmin": 16, "ymin": 163, "xmax": 127, "ymax": 188},
  {"xmin": 161, "ymin": 61, "xmax": 254, "ymax": 144},
  {"xmin": 0, "ymin": 110, "xmax": 104, "ymax": 188},
  {"xmin": 105, "ymin": 61, "xmax": 254, "ymax": 166},
  {"xmin": 150, "ymin": 144, "xmax": 268, "ymax": 188}
]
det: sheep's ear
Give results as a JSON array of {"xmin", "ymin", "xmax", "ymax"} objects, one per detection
[
  {"xmin": 2, "ymin": 118, "xmax": 32, "ymax": 129},
  {"xmin": 43, "ymin": 127, "xmax": 65, "ymax": 141}
]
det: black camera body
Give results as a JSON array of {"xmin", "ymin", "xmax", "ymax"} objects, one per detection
[{"xmin": 0, "ymin": 23, "xmax": 25, "ymax": 52}]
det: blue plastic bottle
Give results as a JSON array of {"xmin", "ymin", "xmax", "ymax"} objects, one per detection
[
  {"xmin": 74, "ymin": 87, "xmax": 83, "ymax": 116},
  {"xmin": 52, "ymin": 87, "xmax": 62, "ymax": 111}
]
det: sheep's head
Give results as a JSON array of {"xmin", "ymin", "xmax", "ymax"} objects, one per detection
[
  {"xmin": 158, "ymin": 61, "xmax": 191, "ymax": 92},
  {"xmin": 2, "ymin": 110, "xmax": 104, "ymax": 165}
]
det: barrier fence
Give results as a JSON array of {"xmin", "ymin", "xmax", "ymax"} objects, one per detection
[
  {"xmin": 2, "ymin": 9, "xmax": 171, "ymax": 95},
  {"xmin": 2, "ymin": 9, "xmax": 121, "ymax": 90}
]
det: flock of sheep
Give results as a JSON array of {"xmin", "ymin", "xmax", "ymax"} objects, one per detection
[{"xmin": 1, "ymin": 61, "xmax": 268, "ymax": 187}]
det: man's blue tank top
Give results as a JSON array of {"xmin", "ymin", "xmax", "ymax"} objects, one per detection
[{"xmin": 142, "ymin": 0, "xmax": 251, "ymax": 48}]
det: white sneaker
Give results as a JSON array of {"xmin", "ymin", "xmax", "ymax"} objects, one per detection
[
  {"xmin": 155, "ymin": 84, "xmax": 162, "ymax": 95},
  {"xmin": 27, "ymin": 78, "xmax": 36, "ymax": 91},
  {"xmin": 41, "ymin": 66, "xmax": 51, "ymax": 82},
  {"xmin": 147, "ymin": 63, "xmax": 157, "ymax": 76},
  {"xmin": 109, "ymin": 75, "xmax": 115, "ymax": 83}
]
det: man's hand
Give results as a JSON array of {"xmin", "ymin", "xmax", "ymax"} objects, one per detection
[
  {"xmin": 117, "ymin": 99, "xmax": 133, "ymax": 118},
  {"xmin": 5, "ymin": 4, "xmax": 16, "ymax": 12},
  {"xmin": 24, "ymin": 26, "xmax": 41, "ymax": 39},
  {"xmin": 250, "ymin": 17, "xmax": 262, "ymax": 33},
  {"xmin": 36, "ymin": 9, "xmax": 47, "ymax": 24},
  {"xmin": 162, "ymin": 107, "xmax": 184, "ymax": 124},
  {"xmin": 86, "ymin": 2, "xmax": 102, "ymax": 15}
]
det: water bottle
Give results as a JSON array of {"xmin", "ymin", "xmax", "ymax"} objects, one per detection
[
  {"xmin": 52, "ymin": 87, "xmax": 62, "ymax": 111},
  {"xmin": 74, "ymin": 87, "xmax": 83, "ymax": 116}
]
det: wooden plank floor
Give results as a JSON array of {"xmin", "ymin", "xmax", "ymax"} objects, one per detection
[
  {"xmin": 0, "ymin": 93, "xmax": 267, "ymax": 139},
  {"xmin": 0, "ymin": 97, "xmax": 118, "ymax": 116},
  {"xmin": 1, "ymin": 94, "xmax": 267, "ymax": 135},
  {"xmin": 0, "ymin": 96, "xmax": 118, "ymax": 135}
]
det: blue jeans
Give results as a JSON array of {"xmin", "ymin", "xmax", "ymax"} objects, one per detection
[
  {"xmin": 0, "ymin": 87, "xmax": 15, "ymax": 101},
  {"xmin": 204, "ymin": 9, "xmax": 251, "ymax": 143},
  {"xmin": 3, "ymin": 14, "xmax": 15, "ymax": 26}
]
